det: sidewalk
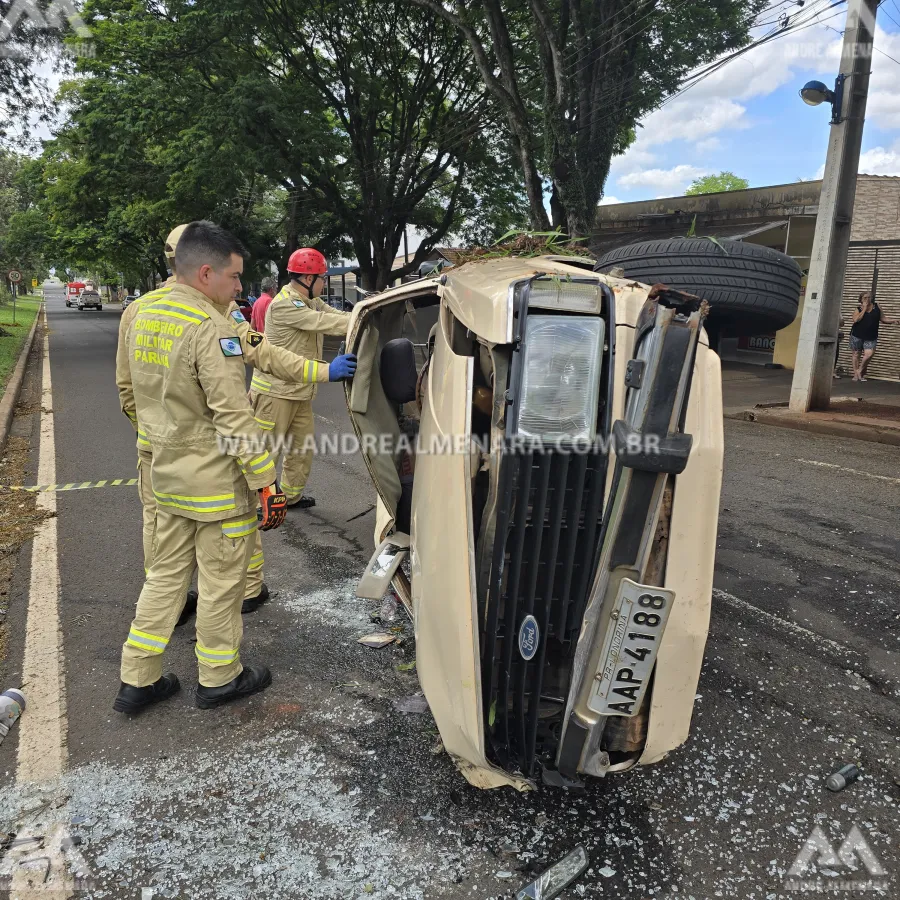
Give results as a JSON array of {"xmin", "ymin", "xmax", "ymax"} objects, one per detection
[{"xmin": 722, "ymin": 362, "xmax": 900, "ymax": 445}]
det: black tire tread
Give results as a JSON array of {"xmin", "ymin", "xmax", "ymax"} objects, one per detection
[{"xmin": 597, "ymin": 238, "xmax": 802, "ymax": 329}]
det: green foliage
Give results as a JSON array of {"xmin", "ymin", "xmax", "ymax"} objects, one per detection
[
  {"xmin": 685, "ymin": 172, "xmax": 751, "ymax": 195},
  {"xmin": 24, "ymin": 0, "xmax": 528, "ymax": 290},
  {"xmin": 0, "ymin": 149, "xmax": 49, "ymax": 287},
  {"xmin": 417, "ymin": 0, "xmax": 766, "ymax": 237}
]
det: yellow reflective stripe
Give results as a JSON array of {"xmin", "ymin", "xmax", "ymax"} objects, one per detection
[
  {"xmin": 247, "ymin": 551, "xmax": 264, "ymax": 571},
  {"xmin": 240, "ymin": 453, "xmax": 275, "ymax": 475},
  {"xmin": 155, "ymin": 491, "xmax": 235, "ymax": 502},
  {"xmin": 313, "ymin": 360, "xmax": 320, "ymax": 381},
  {"xmin": 303, "ymin": 360, "xmax": 310, "ymax": 381},
  {"xmin": 222, "ymin": 515, "xmax": 258, "ymax": 538},
  {"xmin": 195, "ymin": 643, "xmax": 239, "ymax": 665},
  {"xmin": 154, "ymin": 491, "xmax": 236, "ymax": 513},
  {"xmin": 143, "ymin": 308, "xmax": 204, "ymax": 325},
  {"xmin": 126, "ymin": 627, "xmax": 169, "ymax": 654},
  {"xmin": 282, "ymin": 482, "xmax": 304, "ymax": 499},
  {"xmin": 150, "ymin": 299, "xmax": 210, "ymax": 319},
  {"xmin": 157, "ymin": 499, "xmax": 236, "ymax": 513},
  {"xmin": 254, "ymin": 417, "xmax": 275, "ymax": 431}
]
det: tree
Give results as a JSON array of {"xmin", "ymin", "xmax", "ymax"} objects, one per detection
[
  {"xmin": 685, "ymin": 171, "xmax": 750, "ymax": 195},
  {"xmin": 45, "ymin": 0, "xmax": 529, "ymax": 290},
  {"xmin": 412, "ymin": 0, "xmax": 766, "ymax": 239},
  {"xmin": 0, "ymin": 150, "xmax": 50, "ymax": 289}
]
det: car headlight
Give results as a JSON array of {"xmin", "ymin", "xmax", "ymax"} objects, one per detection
[{"xmin": 516, "ymin": 314, "xmax": 605, "ymax": 441}]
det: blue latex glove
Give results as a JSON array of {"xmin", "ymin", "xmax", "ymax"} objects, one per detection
[{"xmin": 329, "ymin": 353, "xmax": 357, "ymax": 381}]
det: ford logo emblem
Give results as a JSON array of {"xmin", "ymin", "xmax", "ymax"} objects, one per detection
[{"xmin": 518, "ymin": 615, "xmax": 540, "ymax": 661}]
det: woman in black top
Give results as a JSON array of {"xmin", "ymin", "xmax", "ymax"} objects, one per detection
[{"xmin": 849, "ymin": 291, "xmax": 897, "ymax": 381}]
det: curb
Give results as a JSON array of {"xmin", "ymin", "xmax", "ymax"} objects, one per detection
[
  {"xmin": 726, "ymin": 408, "xmax": 900, "ymax": 447},
  {"xmin": 0, "ymin": 304, "xmax": 43, "ymax": 454}
]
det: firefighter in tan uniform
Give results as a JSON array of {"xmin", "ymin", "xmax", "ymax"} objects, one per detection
[
  {"xmin": 113, "ymin": 221, "xmax": 353, "ymax": 713},
  {"xmin": 250, "ymin": 248, "xmax": 351, "ymax": 507},
  {"xmin": 116, "ymin": 227, "xmax": 356, "ymax": 624}
]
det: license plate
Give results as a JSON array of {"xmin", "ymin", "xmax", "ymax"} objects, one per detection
[{"xmin": 587, "ymin": 578, "xmax": 674, "ymax": 717}]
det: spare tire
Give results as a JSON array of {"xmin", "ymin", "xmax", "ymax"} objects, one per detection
[{"xmin": 595, "ymin": 238, "xmax": 802, "ymax": 336}]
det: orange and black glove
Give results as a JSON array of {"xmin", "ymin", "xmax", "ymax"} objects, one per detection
[{"xmin": 258, "ymin": 483, "xmax": 287, "ymax": 531}]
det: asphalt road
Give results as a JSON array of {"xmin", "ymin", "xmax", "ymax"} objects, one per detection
[{"xmin": 0, "ymin": 285, "xmax": 898, "ymax": 899}]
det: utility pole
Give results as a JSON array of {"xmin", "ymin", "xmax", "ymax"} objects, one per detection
[{"xmin": 789, "ymin": 0, "xmax": 877, "ymax": 412}]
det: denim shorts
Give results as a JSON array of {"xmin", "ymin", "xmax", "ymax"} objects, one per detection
[{"xmin": 849, "ymin": 335, "xmax": 877, "ymax": 352}]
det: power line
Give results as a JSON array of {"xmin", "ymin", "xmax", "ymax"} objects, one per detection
[
  {"xmin": 878, "ymin": 0, "xmax": 900, "ymax": 29},
  {"xmin": 825, "ymin": 16, "xmax": 900, "ymax": 68},
  {"xmin": 575, "ymin": 0, "xmax": 847, "ymax": 139}
]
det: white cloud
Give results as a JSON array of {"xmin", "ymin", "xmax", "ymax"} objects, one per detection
[
  {"xmin": 695, "ymin": 137, "xmax": 722, "ymax": 153},
  {"xmin": 618, "ymin": 165, "xmax": 708, "ymax": 194},
  {"xmin": 598, "ymin": 195, "xmax": 622, "ymax": 205},
  {"xmin": 858, "ymin": 144, "xmax": 900, "ymax": 176},
  {"xmin": 609, "ymin": 146, "xmax": 657, "ymax": 177},
  {"xmin": 813, "ymin": 140, "xmax": 900, "ymax": 180},
  {"xmin": 638, "ymin": 98, "xmax": 749, "ymax": 147}
]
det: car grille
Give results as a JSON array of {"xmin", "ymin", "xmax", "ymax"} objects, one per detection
[{"xmin": 479, "ymin": 447, "xmax": 608, "ymax": 777}]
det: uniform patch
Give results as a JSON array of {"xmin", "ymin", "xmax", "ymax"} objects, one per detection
[
  {"xmin": 292, "ymin": 299, "xmax": 306, "ymax": 308},
  {"xmin": 246, "ymin": 330, "xmax": 264, "ymax": 347},
  {"xmin": 219, "ymin": 337, "xmax": 243, "ymax": 357},
  {"xmin": 230, "ymin": 309, "xmax": 245, "ymax": 324}
]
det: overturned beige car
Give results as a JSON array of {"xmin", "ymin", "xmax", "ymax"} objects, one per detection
[{"xmin": 345, "ymin": 256, "xmax": 723, "ymax": 790}]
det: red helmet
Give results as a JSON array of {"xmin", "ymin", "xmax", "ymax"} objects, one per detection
[{"xmin": 287, "ymin": 248, "xmax": 328, "ymax": 275}]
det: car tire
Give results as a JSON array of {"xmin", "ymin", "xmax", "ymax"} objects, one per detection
[{"xmin": 595, "ymin": 237, "xmax": 802, "ymax": 335}]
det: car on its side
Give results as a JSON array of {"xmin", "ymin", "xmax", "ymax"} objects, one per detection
[{"xmin": 345, "ymin": 255, "xmax": 724, "ymax": 791}]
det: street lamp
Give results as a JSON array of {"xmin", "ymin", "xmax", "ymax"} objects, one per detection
[{"xmin": 799, "ymin": 76, "xmax": 846, "ymax": 125}]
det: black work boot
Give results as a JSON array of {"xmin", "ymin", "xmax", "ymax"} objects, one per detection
[
  {"xmin": 175, "ymin": 589, "xmax": 198, "ymax": 627},
  {"xmin": 195, "ymin": 665, "xmax": 272, "ymax": 709},
  {"xmin": 113, "ymin": 674, "xmax": 180, "ymax": 713},
  {"xmin": 287, "ymin": 495, "xmax": 316, "ymax": 509},
  {"xmin": 241, "ymin": 582, "xmax": 270, "ymax": 615}
]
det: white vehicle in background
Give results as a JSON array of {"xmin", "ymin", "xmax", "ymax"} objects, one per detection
[{"xmin": 76, "ymin": 290, "xmax": 102, "ymax": 310}]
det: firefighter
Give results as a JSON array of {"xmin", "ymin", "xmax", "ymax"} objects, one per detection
[
  {"xmin": 116, "ymin": 228, "xmax": 357, "ymax": 624},
  {"xmin": 116, "ymin": 226, "xmax": 184, "ymax": 587},
  {"xmin": 113, "ymin": 221, "xmax": 285, "ymax": 711},
  {"xmin": 249, "ymin": 248, "xmax": 350, "ymax": 508}
]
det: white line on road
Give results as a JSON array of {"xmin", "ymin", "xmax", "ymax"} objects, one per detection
[
  {"xmin": 17, "ymin": 309, "xmax": 68, "ymax": 784},
  {"xmin": 712, "ymin": 587, "xmax": 852, "ymax": 656},
  {"xmin": 796, "ymin": 458, "xmax": 900, "ymax": 485}
]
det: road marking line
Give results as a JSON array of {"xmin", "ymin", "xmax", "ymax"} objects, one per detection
[
  {"xmin": 796, "ymin": 458, "xmax": 900, "ymax": 485},
  {"xmin": 17, "ymin": 309, "xmax": 68, "ymax": 784},
  {"xmin": 712, "ymin": 588, "xmax": 851, "ymax": 656}
]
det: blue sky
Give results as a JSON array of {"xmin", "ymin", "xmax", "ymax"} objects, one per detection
[{"xmin": 602, "ymin": 0, "xmax": 900, "ymax": 204}]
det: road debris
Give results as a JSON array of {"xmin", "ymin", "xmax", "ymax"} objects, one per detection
[
  {"xmin": 357, "ymin": 633, "xmax": 396, "ymax": 649},
  {"xmin": 378, "ymin": 592, "xmax": 399, "ymax": 623},
  {"xmin": 393, "ymin": 694, "xmax": 429, "ymax": 714},
  {"xmin": 826, "ymin": 763, "xmax": 861, "ymax": 792},
  {"xmin": 516, "ymin": 845, "xmax": 589, "ymax": 900},
  {"xmin": 0, "ymin": 687, "xmax": 25, "ymax": 746}
]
